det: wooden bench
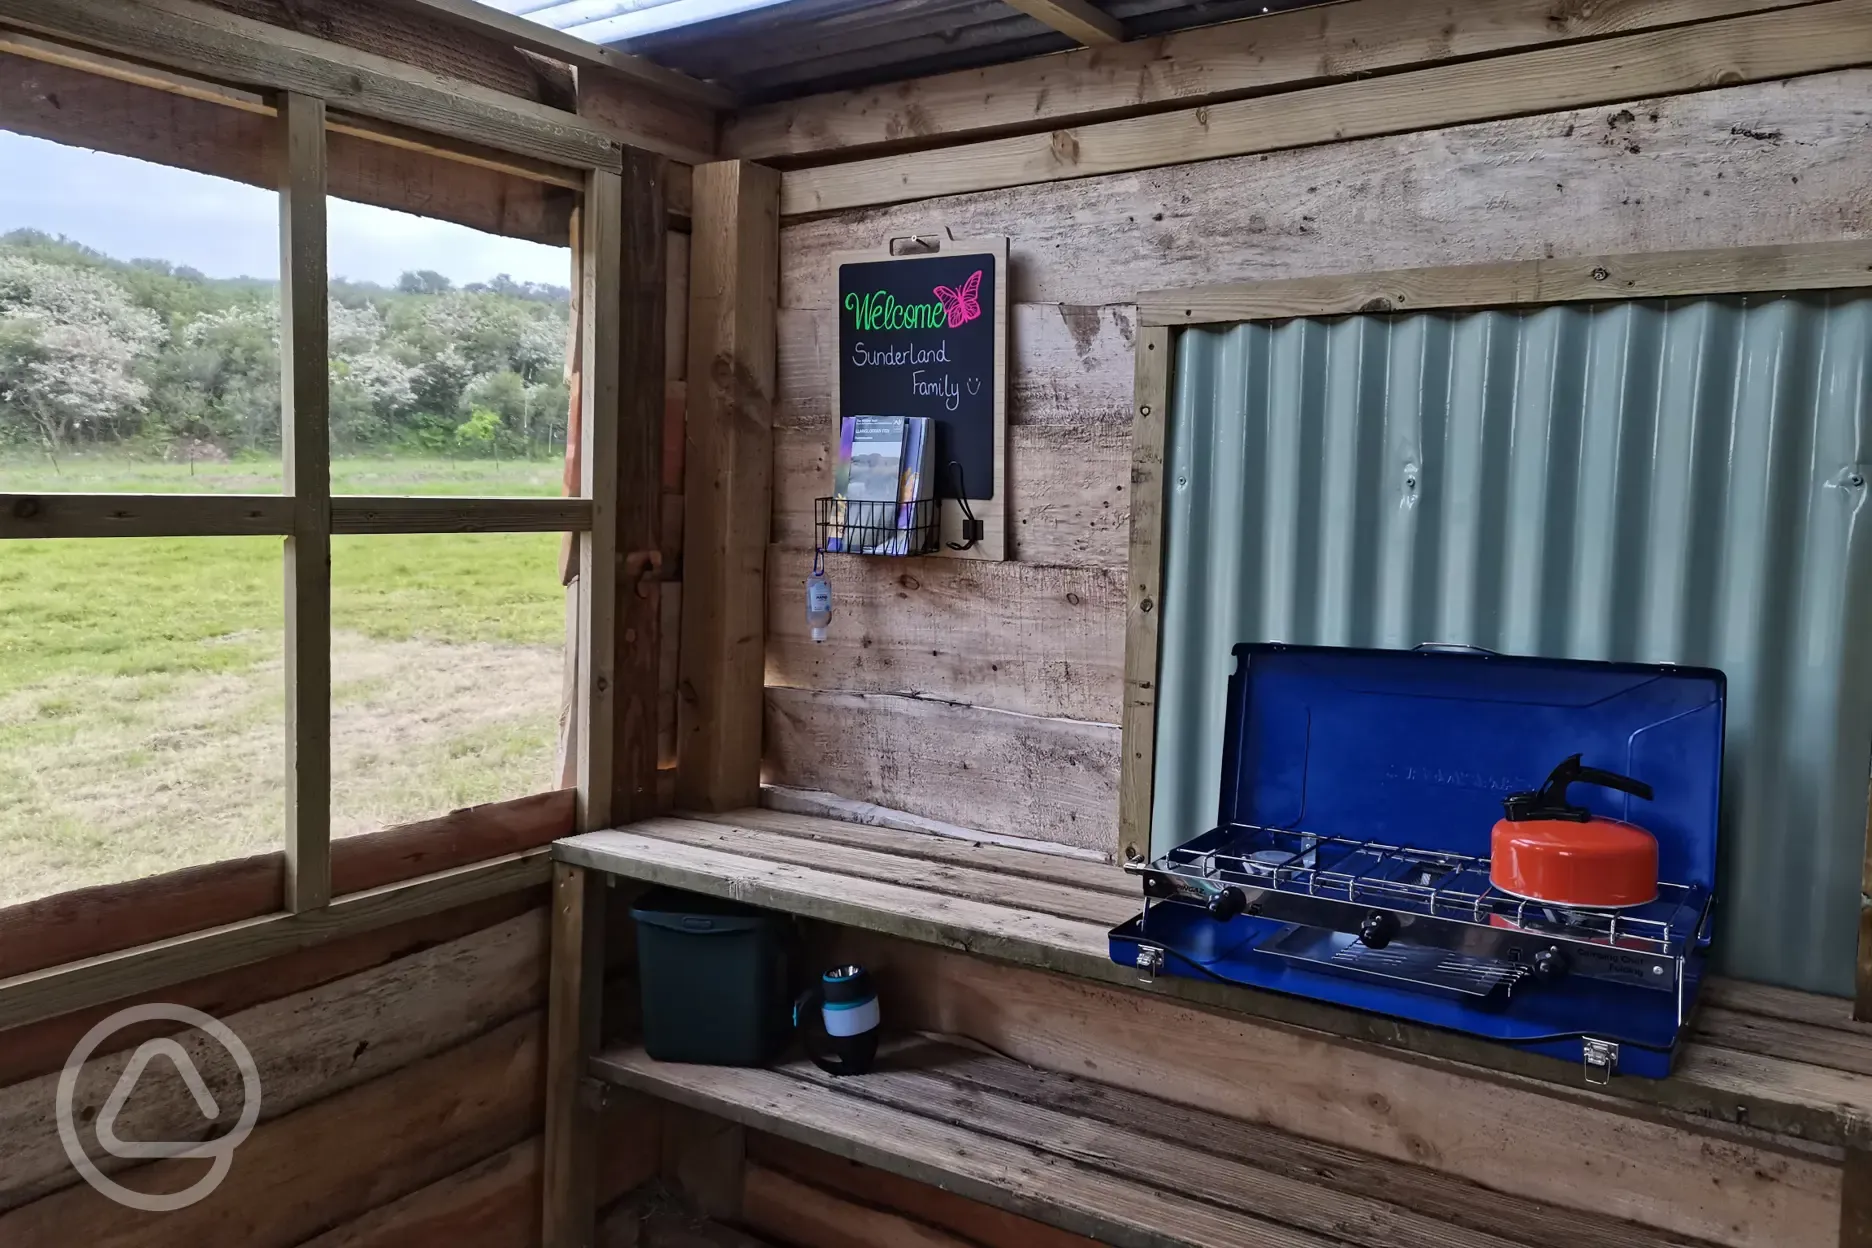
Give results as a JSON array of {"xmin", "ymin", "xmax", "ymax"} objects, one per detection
[
  {"xmin": 556, "ymin": 806, "xmax": 1872, "ymax": 1248},
  {"xmin": 600, "ymin": 1035, "xmax": 1733, "ymax": 1248}
]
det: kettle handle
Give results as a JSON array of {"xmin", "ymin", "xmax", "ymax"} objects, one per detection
[
  {"xmin": 1564, "ymin": 756, "xmax": 1654, "ymax": 802},
  {"xmin": 1504, "ymin": 754, "xmax": 1653, "ymax": 822}
]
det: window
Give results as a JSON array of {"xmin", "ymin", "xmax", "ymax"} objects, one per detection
[{"xmin": 0, "ymin": 62, "xmax": 606, "ymax": 912}]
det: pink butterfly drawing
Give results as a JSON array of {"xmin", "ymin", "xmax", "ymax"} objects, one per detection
[{"xmin": 933, "ymin": 269, "xmax": 984, "ymax": 329}]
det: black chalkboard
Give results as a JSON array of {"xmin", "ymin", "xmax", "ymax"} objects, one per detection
[{"xmin": 838, "ymin": 251, "xmax": 998, "ymax": 500}]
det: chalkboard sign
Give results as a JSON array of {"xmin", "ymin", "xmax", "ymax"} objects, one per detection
[{"xmin": 835, "ymin": 240, "xmax": 1007, "ymax": 559}]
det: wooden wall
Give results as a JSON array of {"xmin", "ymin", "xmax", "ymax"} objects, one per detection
[
  {"xmin": 0, "ymin": 787, "xmax": 666, "ymax": 1246},
  {"xmin": 763, "ymin": 63, "xmax": 1872, "ymax": 859}
]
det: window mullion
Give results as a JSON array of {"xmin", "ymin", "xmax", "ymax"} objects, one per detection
[{"xmin": 280, "ymin": 90, "xmax": 332, "ymax": 913}]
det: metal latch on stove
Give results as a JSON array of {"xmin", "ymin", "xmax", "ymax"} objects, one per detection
[
  {"xmin": 1582, "ymin": 1038, "xmax": 1619, "ymax": 1085},
  {"xmin": 1135, "ymin": 945, "xmax": 1165, "ymax": 984}
]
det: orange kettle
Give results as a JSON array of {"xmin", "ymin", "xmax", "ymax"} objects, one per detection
[{"xmin": 1491, "ymin": 755, "xmax": 1657, "ymax": 909}]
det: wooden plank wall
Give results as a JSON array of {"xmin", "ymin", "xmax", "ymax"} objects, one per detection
[
  {"xmin": 764, "ymin": 63, "xmax": 1872, "ymax": 860},
  {"xmin": 0, "ymin": 787, "xmax": 661, "ymax": 1246},
  {"xmin": 0, "ymin": 897, "xmax": 661, "ymax": 1246},
  {"xmin": 743, "ymin": 1131, "xmax": 1099, "ymax": 1248}
]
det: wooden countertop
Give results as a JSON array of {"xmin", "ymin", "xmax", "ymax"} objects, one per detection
[{"xmin": 556, "ymin": 806, "xmax": 1872, "ymax": 1153}]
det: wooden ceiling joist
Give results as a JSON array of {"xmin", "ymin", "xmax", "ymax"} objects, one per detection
[
  {"xmin": 0, "ymin": 29, "xmax": 590, "ymax": 188},
  {"xmin": 374, "ymin": 0, "xmax": 735, "ymax": 110},
  {"xmin": 1003, "ymin": 0, "xmax": 1122, "ymax": 45},
  {"xmin": 0, "ymin": 0, "xmax": 634, "ymax": 168},
  {"xmin": 0, "ymin": 50, "xmax": 577, "ymax": 241}
]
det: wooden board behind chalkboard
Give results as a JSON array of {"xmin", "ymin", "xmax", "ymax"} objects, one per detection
[{"xmin": 832, "ymin": 236, "xmax": 1007, "ymax": 560}]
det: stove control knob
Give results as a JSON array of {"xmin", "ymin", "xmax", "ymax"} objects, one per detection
[
  {"xmin": 1532, "ymin": 946, "xmax": 1568, "ymax": 983},
  {"xmin": 1358, "ymin": 911, "xmax": 1400, "ymax": 950},
  {"xmin": 1206, "ymin": 889, "xmax": 1245, "ymax": 922}
]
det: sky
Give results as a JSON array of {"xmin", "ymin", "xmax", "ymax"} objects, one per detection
[{"xmin": 0, "ymin": 131, "xmax": 571, "ymax": 287}]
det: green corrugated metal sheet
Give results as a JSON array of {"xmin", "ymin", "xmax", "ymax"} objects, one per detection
[{"xmin": 1152, "ymin": 294, "xmax": 1872, "ymax": 994}]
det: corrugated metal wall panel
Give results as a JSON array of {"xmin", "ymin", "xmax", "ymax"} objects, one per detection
[{"xmin": 1152, "ymin": 295, "xmax": 1872, "ymax": 994}]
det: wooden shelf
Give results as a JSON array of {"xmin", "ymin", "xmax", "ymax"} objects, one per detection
[
  {"xmin": 594, "ymin": 1037, "xmax": 1715, "ymax": 1248},
  {"xmin": 554, "ymin": 807, "xmax": 1872, "ymax": 1154}
]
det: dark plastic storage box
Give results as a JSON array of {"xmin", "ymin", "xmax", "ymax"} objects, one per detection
[{"xmin": 631, "ymin": 887, "xmax": 791, "ymax": 1066}]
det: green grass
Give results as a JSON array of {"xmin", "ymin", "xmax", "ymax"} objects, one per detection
[
  {"xmin": 0, "ymin": 452, "xmax": 564, "ymax": 496},
  {"xmin": 0, "ymin": 456, "xmax": 569, "ymax": 904}
]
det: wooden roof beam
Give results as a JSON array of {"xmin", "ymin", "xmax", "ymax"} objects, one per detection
[
  {"xmin": 374, "ymin": 0, "xmax": 735, "ymax": 110},
  {"xmin": 1004, "ymin": 0, "xmax": 1123, "ymax": 45}
]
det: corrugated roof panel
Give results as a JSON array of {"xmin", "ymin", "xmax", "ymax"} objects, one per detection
[
  {"xmin": 486, "ymin": 0, "xmax": 1335, "ymax": 101},
  {"xmin": 1152, "ymin": 295, "xmax": 1872, "ymax": 995}
]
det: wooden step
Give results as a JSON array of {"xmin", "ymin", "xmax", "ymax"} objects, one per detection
[{"xmin": 592, "ymin": 1038, "xmax": 1718, "ymax": 1248}]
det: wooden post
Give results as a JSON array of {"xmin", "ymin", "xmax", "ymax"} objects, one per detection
[
  {"xmin": 1843, "ymin": 1146, "xmax": 1872, "ymax": 1247},
  {"xmin": 279, "ymin": 90, "xmax": 331, "ymax": 913},
  {"xmin": 1116, "ymin": 326, "xmax": 1172, "ymax": 866},
  {"xmin": 676, "ymin": 160, "xmax": 781, "ymax": 813},
  {"xmin": 542, "ymin": 862, "xmax": 607, "ymax": 1248},
  {"xmin": 1856, "ymin": 770, "xmax": 1871, "ymax": 1022},
  {"xmin": 612, "ymin": 148, "xmax": 670, "ymax": 825},
  {"xmin": 576, "ymin": 169, "xmax": 623, "ymax": 835}
]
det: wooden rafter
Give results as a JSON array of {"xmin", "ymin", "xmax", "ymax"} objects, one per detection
[
  {"xmin": 1002, "ymin": 0, "xmax": 1122, "ymax": 45},
  {"xmin": 374, "ymin": 0, "xmax": 734, "ymax": 110},
  {"xmin": 0, "ymin": 0, "xmax": 629, "ymax": 168}
]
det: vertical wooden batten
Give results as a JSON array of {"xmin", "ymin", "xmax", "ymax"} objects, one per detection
[
  {"xmin": 1844, "ymin": 1144, "xmax": 1872, "ymax": 1248},
  {"xmin": 1117, "ymin": 327, "xmax": 1172, "ymax": 867},
  {"xmin": 280, "ymin": 90, "xmax": 332, "ymax": 913},
  {"xmin": 676, "ymin": 161, "xmax": 781, "ymax": 812},
  {"xmin": 577, "ymin": 168, "xmax": 624, "ymax": 835},
  {"xmin": 613, "ymin": 149, "xmax": 670, "ymax": 824},
  {"xmin": 541, "ymin": 863, "xmax": 608, "ymax": 1248},
  {"xmin": 1857, "ymin": 766, "xmax": 1871, "ymax": 1021}
]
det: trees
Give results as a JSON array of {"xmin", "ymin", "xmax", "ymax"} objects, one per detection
[
  {"xmin": 0, "ymin": 251, "xmax": 162, "ymax": 454},
  {"xmin": 0, "ymin": 232, "xmax": 571, "ymax": 461},
  {"xmin": 397, "ymin": 269, "xmax": 453, "ymax": 296}
]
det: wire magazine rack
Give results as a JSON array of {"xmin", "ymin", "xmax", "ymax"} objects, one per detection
[{"xmin": 815, "ymin": 496, "xmax": 939, "ymax": 557}]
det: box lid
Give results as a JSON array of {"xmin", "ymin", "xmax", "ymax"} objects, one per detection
[
  {"xmin": 1215, "ymin": 644, "xmax": 1726, "ymax": 890},
  {"xmin": 631, "ymin": 886, "xmax": 782, "ymax": 934}
]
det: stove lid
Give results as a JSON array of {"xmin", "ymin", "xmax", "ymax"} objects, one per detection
[{"xmin": 1215, "ymin": 644, "xmax": 1726, "ymax": 892}]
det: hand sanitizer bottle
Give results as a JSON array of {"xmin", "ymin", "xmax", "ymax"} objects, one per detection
[{"xmin": 806, "ymin": 553, "xmax": 832, "ymax": 643}]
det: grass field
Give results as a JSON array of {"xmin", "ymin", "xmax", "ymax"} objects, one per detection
[{"xmin": 0, "ymin": 455, "xmax": 568, "ymax": 905}]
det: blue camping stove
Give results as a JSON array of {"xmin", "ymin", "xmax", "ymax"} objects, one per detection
[{"xmin": 1109, "ymin": 644, "xmax": 1725, "ymax": 1082}]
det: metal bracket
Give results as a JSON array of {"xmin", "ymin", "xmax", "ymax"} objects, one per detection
[
  {"xmin": 1583, "ymin": 1037, "xmax": 1619, "ymax": 1086},
  {"xmin": 1135, "ymin": 945, "xmax": 1164, "ymax": 984}
]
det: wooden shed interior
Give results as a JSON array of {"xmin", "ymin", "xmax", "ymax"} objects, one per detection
[{"xmin": 1, "ymin": 0, "xmax": 1871, "ymax": 1245}]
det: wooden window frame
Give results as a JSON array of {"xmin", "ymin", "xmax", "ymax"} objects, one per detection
[
  {"xmin": 0, "ymin": 16, "xmax": 658, "ymax": 1031},
  {"xmin": 1118, "ymin": 237, "xmax": 1872, "ymax": 1018}
]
